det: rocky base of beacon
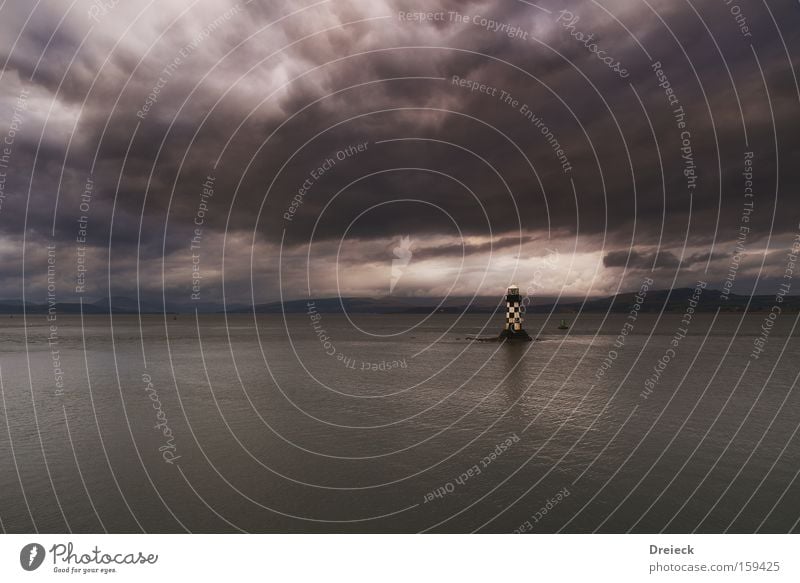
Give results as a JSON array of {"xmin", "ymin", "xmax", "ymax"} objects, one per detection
[{"xmin": 466, "ymin": 328, "xmax": 534, "ymax": 343}]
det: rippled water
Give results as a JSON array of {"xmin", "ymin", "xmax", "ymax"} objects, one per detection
[{"xmin": 1, "ymin": 312, "xmax": 799, "ymax": 532}]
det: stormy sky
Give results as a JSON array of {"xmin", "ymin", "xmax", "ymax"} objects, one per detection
[{"xmin": 0, "ymin": 0, "xmax": 798, "ymax": 305}]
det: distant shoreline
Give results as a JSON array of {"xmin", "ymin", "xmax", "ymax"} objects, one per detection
[{"xmin": 2, "ymin": 287, "xmax": 799, "ymax": 315}]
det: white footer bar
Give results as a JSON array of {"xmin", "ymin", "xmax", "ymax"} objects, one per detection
[{"xmin": 0, "ymin": 534, "xmax": 795, "ymax": 582}]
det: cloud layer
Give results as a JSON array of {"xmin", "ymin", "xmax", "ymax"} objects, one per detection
[{"xmin": 1, "ymin": 0, "xmax": 798, "ymax": 304}]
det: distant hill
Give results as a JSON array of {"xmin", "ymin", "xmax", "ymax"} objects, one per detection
[
  {"xmin": 235, "ymin": 288, "xmax": 800, "ymax": 314},
  {"xmin": 0, "ymin": 289, "xmax": 797, "ymax": 315},
  {"xmin": 0, "ymin": 296, "xmax": 245, "ymax": 315},
  {"xmin": 0, "ymin": 301, "xmax": 108, "ymax": 315},
  {"xmin": 0, "ymin": 297, "xmax": 165, "ymax": 315},
  {"xmin": 553, "ymin": 288, "xmax": 800, "ymax": 313},
  {"xmin": 236, "ymin": 295, "xmax": 582, "ymax": 314},
  {"xmin": 239, "ymin": 296, "xmax": 501, "ymax": 314}
]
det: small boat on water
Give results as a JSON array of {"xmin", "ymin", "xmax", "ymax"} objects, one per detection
[{"xmin": 557, "ymin": 319, "xmax": 570, "ymax": 330}]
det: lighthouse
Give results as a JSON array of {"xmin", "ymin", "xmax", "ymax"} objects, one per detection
[
  {"xmin": 465, "ymin": 284, "xmax": 534, "ymax": 342},
  {"xmin": 500, "ymin": 285, "xmax": 532, "ymax": 341}
]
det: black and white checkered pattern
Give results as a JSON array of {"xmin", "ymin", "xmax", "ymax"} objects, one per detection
[{"xmin": 505, "ymin": 301, "xmax": 523, "ymax": 331}]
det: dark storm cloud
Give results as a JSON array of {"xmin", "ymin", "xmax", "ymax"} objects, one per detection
[
  {"xmin": 1, "ymin": 0, "xmax": 799, "ymax": 301},
  {"xmin": 603, "ymin": 249, "xmax": 723, "ymax": 270}
]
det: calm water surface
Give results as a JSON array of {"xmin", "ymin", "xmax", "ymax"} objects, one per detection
[{"xmin": 1, "ymin": 313, "xmax": 799, "ymax": 532}]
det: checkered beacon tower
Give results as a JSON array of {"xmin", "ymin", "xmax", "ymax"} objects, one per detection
[{"xmin": 505, "ymin": 284, "xmax": 523, "ymax": 332}]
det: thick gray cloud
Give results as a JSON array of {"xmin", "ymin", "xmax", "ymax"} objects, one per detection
[
  {"xmin": 0, "ymin": 0, "xmax": 798, "ymax": 303},
  {"xmin": 603, "ymin": 249, "xmax": 723, "ymax": 270}
]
